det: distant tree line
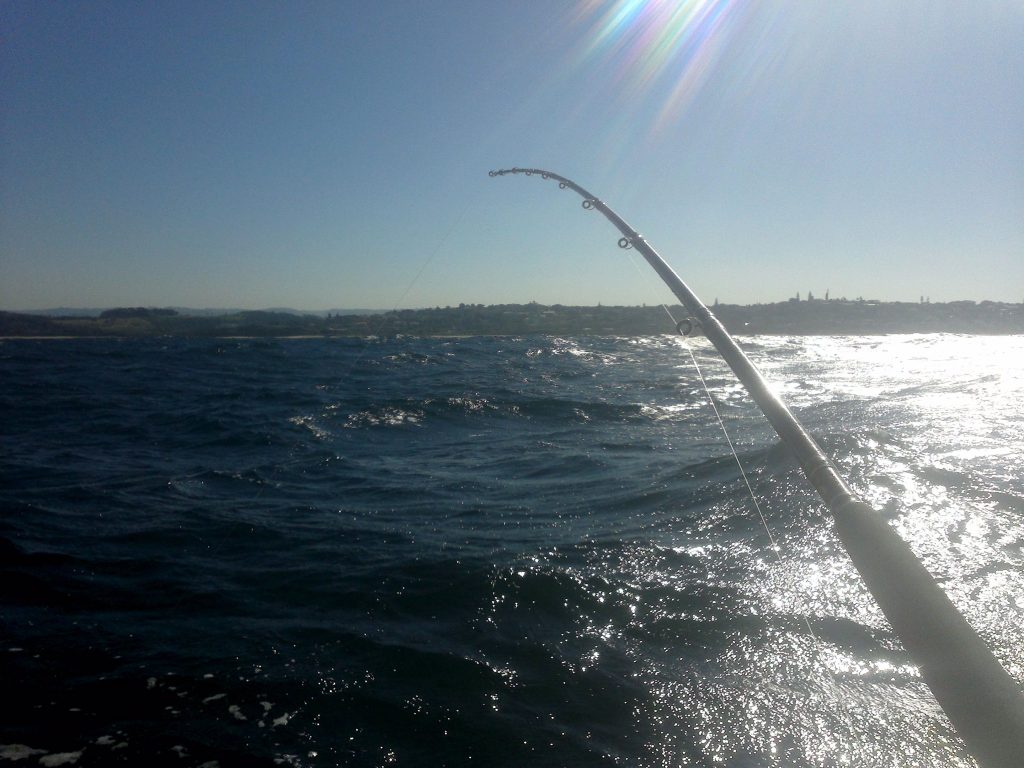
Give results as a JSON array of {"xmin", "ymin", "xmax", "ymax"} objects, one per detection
[
  {"xmin": 2, "ymin": 300, "xmax": 1023, "ymax": 337},
  {"xmin": 99, "ymin": 307, "xmax": 179, "ymax": 319}
]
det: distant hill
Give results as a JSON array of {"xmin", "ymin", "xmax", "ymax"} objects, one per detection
[
  {"xmin": 2, "ymin": 301, "xmax": 1022, "ymax": 338},
  {"xmin": 325, "ymin": 308, "xmax": 389, "ymax": 316},
  {"xmin": 18, "ymin": 307, "xmax": 108, "ymax": 317},
  {"xmin": 18, "ymin": 306, "xmax": 389, "ymax": 318}
]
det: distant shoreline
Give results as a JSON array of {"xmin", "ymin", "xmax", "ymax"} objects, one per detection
[{"xmin": 2, "ymin": 300, "xmax": 1022, "ymax": 338}]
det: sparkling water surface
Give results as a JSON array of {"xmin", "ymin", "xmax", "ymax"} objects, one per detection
[{"xmin": 2, "ymin": 334, "xmax": 1022, "ymax": 767}]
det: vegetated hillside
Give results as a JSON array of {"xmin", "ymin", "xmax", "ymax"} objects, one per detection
[
  {"xmin": 0, "ymin": 309, "xmax": 326, "ymax": 337},
  {"xmin": 1, "ymin": 300, "xmax": 1022, "ymax": 337}
]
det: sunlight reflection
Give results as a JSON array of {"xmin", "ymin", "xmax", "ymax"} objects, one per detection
[
  {"xmin": 475, "ymin": 336, "xmax": 1021, "ymax": 766},
  {"xmin": 571, "ymin": 0, "xmax": 744, "ymax": 131}
]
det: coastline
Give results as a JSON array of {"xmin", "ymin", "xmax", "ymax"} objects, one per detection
[{"xmin": 3, "ymin": 300, "xmax": 1023, "ymax": 339}]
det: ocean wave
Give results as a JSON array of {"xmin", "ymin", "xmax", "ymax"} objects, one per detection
[{"xmin": 2, "ymin": 335, "xmax": 1021, "ymax": 767}]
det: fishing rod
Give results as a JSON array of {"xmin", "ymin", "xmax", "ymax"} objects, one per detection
[{"xmin": 490, "ymin": 167, "xmax": 1024, "ymax": 768}]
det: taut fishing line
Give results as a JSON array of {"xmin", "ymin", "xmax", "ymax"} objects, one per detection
[
  {"xmin": 159, "ymin": 196, "xmax": 478, "ymax": 637},
  {"xmin": 491, "ymin": 168, "xmax": 1024, "ymax": 765},
  {"xmin": 619, "ymin": 249, "xmax": 820, "ymax": 645},
  {"xmin": 252, "ymin": 194, "xmax": 475, "ymax": 501}
]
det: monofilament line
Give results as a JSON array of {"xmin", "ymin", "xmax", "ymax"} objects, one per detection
[
  {"xmin": 386, "ymin": 199, "xmax": 472, "ymax": 317},
  {"xmin": 622, "ymin": 250, "xmax": 819, "ymax": 644},
  {"xmin": 253, "ymin": 197, "xmax": 473, "ymax": 503},
  {"xmin": 672, "ymin": 309, "xmax": 819, "ymax": 643}
]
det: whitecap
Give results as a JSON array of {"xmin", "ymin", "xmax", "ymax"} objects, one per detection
[
  {"xmin": 39, "ymin": 753, "xmax": 82, "ymax": 767},
  {"xmin": 0, "ymin": 744, "xmax": 47, "ymax": 760}
]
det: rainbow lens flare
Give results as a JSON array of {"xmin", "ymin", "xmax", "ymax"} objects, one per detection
[{"xmin": 572, "ymin": 0, "xmax": 743, "ymax": 131}]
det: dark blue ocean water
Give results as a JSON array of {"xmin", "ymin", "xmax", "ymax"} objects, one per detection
[{"xmin": 2, "ymin": 334, "xmax": 1022, "ymax": 767}]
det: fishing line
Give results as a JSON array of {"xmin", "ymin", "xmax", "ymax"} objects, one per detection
[
  {"xmin": 331, "ymin": 195, "xmax": 474, "ymax": 372},
  {"xmin": 158, "ymin": 195, "xmax": 478, "ymax": 619},
  {"xmin": 492, "ymin": 169, "xmax": 1024, "ymax": 764},
  {"xmin": 388, "ymin": 200, "xmax": 472, "ymax": 319},
  {"xmin": 250, "ymin": 194, "xmax": 475, "ymax": 501},
  {"xmin": 621, "ymin": 249, "xmax": 819, "ymax": 644}
]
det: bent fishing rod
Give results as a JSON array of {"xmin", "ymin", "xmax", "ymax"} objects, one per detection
[{"xmin": 490, "ymin": 167, "xmax": 1024, "ymax": 768}]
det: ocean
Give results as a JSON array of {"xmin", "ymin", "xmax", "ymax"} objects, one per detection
[{"xmin": 2, "ymin": 334, "xmax": 1022, "ymax": 767}]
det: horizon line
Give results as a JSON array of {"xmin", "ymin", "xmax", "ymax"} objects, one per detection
[{"xmin": 6, "ymin": 296, "xmax": 1024, "ymax": 317}]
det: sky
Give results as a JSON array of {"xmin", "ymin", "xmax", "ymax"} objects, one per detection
[{"xmin": 1, "ymin": 0, "xmax": 1022, "ymax": 311}]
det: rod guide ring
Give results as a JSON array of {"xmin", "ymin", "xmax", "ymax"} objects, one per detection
[{"xmin": 676, "ymin": 318, "xmax": 699, "ymax": 337}]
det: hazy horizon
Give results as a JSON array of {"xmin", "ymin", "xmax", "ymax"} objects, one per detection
[
  {"xmin": 9, "ymin": 294, "xmax": 1022, "ymax": 318},
  {"xmin": 3, "ymin": 3, "xmax": 1022, "ymax": 310}
]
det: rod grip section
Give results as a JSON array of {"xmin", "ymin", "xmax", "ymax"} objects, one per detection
[{"xmin": 832, "ymin": 499, "xmax": 1024, "ymax": 768}]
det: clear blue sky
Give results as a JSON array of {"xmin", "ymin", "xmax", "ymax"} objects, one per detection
[{"xmin": 2, "ymin": 1, "xmax": 1022, "ymax": 310}]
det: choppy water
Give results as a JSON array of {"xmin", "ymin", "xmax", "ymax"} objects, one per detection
[{"xmin": 1, "ymin": 334, "xmax": 1022, "ymax": 767}]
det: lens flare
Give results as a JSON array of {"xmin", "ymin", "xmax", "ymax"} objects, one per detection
[{"xmin": 572, "ymin": 0, "xmax": 743, "ymax": 132}]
